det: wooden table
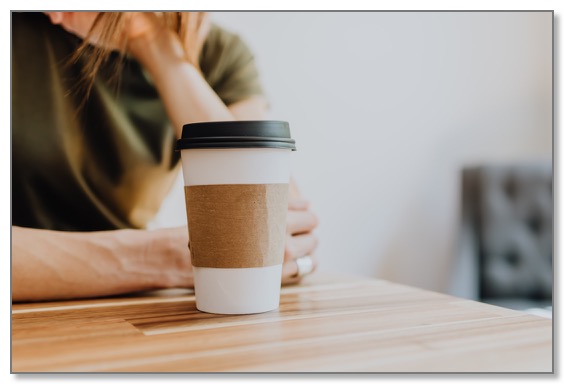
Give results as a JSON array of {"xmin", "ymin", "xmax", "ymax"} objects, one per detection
[{"xmin": 11, "ymin": 273, "xmax": 552, "ymax": 373}]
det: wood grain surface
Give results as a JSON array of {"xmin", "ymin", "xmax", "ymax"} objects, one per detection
[{"xmin": 11, "ymin": 273, "xmax": 552, "ymax": 372}]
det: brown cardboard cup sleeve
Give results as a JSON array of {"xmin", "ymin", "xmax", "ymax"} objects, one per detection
[{"xmin": 185, "ymin": 184, "xmax": 289, "ymax": 268}]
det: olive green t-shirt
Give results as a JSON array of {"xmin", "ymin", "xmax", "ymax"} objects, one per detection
[{"xmin": 12, "ymin": 12, "xmax": 264, "ymax": 231}]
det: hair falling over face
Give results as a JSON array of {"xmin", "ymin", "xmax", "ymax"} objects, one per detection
[{"xmin": 70, "ymin": 12, "xmax": 206, "ymax": 100}]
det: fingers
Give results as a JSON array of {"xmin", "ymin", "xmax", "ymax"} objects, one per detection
[
  {"xmin": 196, "ymin": 12, "xmax": 212, "ymax": 53},
  {"xmin": 283, "ymin": 200, "xmax": 319, "ymax": 286},
  {"xmin": 288, "ymin": 198, "xmax": 310, "ymax": 211},
  {"xmin": 281, "ymin": 259, "xmax": 300, "ymax": 285},
  {"xmin": 281, "ymin": 254, "xmax": 318, "ymax": 286},
  {"xmin": 284, "ymin": 233, "xmax": 318, "ymax": 262},
  {"xmin": 281, "ymin": 231, "xmax": 318, "ymax": 286},
  {"xmin": 286, "ymin": 209, "xmax": 318, "ymax": 235}
]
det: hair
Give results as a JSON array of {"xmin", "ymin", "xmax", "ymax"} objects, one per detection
[{"xmin": 69, "ymin": 12, "xmax": 206, "ymax": 100}]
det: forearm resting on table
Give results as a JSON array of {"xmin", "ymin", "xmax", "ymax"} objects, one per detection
[{"xmin": 11, "ymin": 226, "xmax": 188, "ymax": 302}]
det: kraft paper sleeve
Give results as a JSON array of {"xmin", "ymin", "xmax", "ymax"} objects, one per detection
[{"xmin": 185, "ymin": 183, "xmax": 289, "ymax": 268}]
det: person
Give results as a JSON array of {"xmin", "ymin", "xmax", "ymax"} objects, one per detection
[{"xmin": 11, "ymin": 12, "xmax": 318, "ymax": 302}]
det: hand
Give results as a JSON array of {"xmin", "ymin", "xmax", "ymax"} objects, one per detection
[
  {"xmin": 281, "ymin": 198, "xmax": 319, "ymax": 285},
  {"xmin": 126, "ymin": 12, "xmax": 211, "ymax": 52},
  {"xmin": 149, "ymin": 226, "xmax": 194, "ymax": 289},
  {"xmin": 154, "ymin": 198, "xmax": 319, "ymax": 289},
  {"xmin": 126, "ymin": 12, "xmax": 211, "ymax": 65},
  {"xmin": 84, "ymin": 12, "xmax": 166, "ymax": 52}
]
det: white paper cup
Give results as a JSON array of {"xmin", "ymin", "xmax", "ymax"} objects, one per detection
[{"xmin": 176, "ymin": 121, "xmax": 295, "ymax": 314}]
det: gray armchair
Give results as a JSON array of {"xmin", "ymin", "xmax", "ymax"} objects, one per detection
[{"xmin": 451, "ymin": 163, "xmax": 552, "ymax": 311}]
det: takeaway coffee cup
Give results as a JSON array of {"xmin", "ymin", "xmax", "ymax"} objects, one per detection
[{"xmin": 176, "ymin": 121, "xmax": 296, "ymax": 314}]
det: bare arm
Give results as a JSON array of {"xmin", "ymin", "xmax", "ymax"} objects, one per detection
[
  {"xmin": 12, "ymin": 13, "xmax": 317, "ymax": 302},
  {"xmin": 127, "ymin": 17, "xmax": 268, "ymax": 135},
  {"xmin": 126, "ymin": 21, "xmax": 318, "ymax": 284},
  {"xmin": 125, "ymin": 16, "xmax": 319, "ymax": 282},
  {"xmin": 12, "ymin": 226, "xmax": 192, "ymax": 302}
]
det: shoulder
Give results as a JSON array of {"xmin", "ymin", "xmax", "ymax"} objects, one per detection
[
  {"xmin": 199, "ymin": 24, "xmax": 255, "ymax": 75},
  {"xmin": 198, "ymin": 23, "xmax": 264, "ymax": 105},
  {"xmin": 203, "ymin": 24, "xmax": 250, "ymax": 54}
]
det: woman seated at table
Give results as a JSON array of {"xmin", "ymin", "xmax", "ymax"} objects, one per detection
[{"xmin": 11, "ymin": 12, "xmax": 318, "ymax": 302}]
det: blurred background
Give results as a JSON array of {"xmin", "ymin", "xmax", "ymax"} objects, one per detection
[{"xmin": 150, "ymin": 12, "xmax": 552, "ymax": 313}]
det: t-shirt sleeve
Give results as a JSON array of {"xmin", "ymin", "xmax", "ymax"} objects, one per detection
[{"xmin": 199, "ymin": 24, "xmax": 265, "ymax": 106}]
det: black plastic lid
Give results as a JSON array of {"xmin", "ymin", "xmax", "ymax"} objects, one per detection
[{"xmin": 176, "ymin": 120, "xmax": 296, "ymax": 151}]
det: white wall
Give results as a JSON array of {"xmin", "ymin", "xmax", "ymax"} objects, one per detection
[{"xmin": 151, "ymin": 12, "xmax": 552, "ymax": 294}]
